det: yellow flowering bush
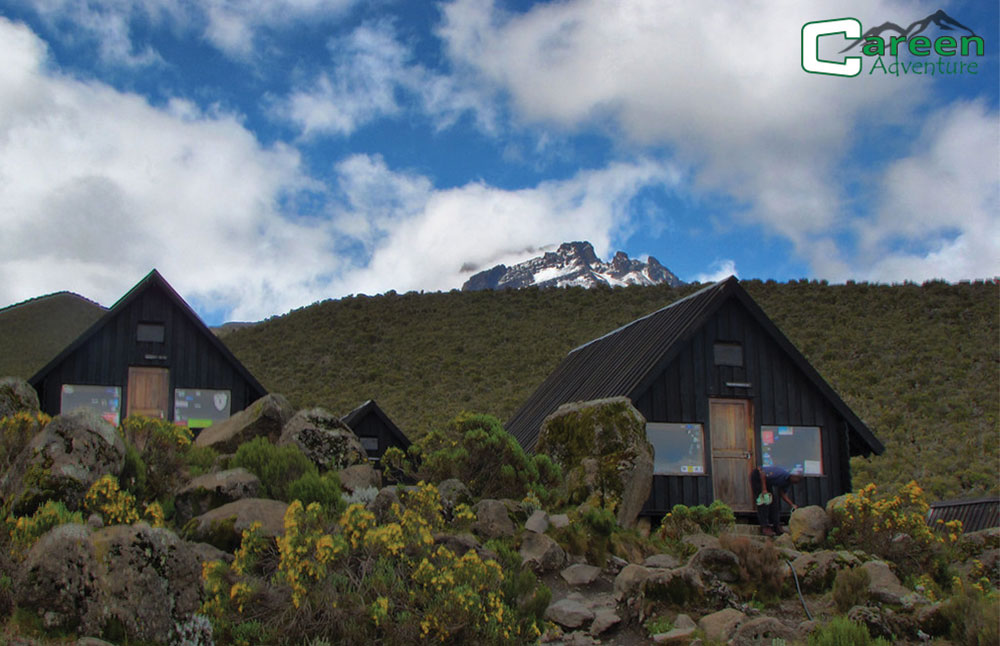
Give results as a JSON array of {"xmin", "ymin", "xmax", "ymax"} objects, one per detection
[
  {"xmin": 828, "ymin": 480, "xmax": 958, "ymax": 579},
  {"xmin": 85, "ymin": 474, "xmax": 140, "ymax": 525},
  {"xmin": 0, "ymin": 411, "xmax": 50, "ymax": 470},
  {"xmin": 7, "ymin": 499, "xmax": 83, "ymax": 557},
  {"xmin": 200, "ymin": 481, "xmax": 547, "ymax": 644}
]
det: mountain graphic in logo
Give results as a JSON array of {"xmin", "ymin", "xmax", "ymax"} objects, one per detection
[{"xmin": 840, "ymin": 9, "xmax": 976, "ymax": 53}]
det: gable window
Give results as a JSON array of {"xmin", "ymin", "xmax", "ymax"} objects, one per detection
[
  {"xmin": 714, "ymin": 342, "xmax": 743, "ymax": 367},
  {"xmin": 761, "ymin": 425, "xmax": 823, "ymax": 475},
  {"xmin": 647, "ymin": 423, "xmax": 706, "ymax": 475},
  {"xmin": 137, "ymin": 322, "xmax": 165, "ymax": 343}
]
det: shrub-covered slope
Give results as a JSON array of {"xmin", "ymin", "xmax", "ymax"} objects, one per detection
[{"xmin": 223, "ymin": 280, "xmax": 999, "ymax": 501}]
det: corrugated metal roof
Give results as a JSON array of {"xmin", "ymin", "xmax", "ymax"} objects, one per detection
[
  {"xmin": 506, "ymin": 276, "xmax": 883, "ymax": 457},
  {"xmin": 928, "ymin": 497, "xmax": 1000, "ymax": 534}
]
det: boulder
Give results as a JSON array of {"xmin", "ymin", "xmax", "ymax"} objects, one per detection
[
  {"xmin": 790, "ymin": 549, "xmax": 861, "ymax": 592},
  {"xmin": 825, "ymin": 493, "xmax": 851, "ymax": 516},
  {"xmin": 437, "ymin": 478, "xmax": 472, "ymax": 514},
  {"xmin": 173, "ymin": 468, "xmax": 261, "ymax": 524},
  {"xmin": 652, "ymin": 625, "xmax": 697, "ymax": 644},
  {"xmin": 2, "ymin": 409, "xmax": 125, "ymax": 514},
  {"xmin": 185, "ymin": 498, "xmax": 288, "ymax": 551},
  {"xmin": 688, "ymin": 546, "xmax": 742, "ymax": 583},
  {"xmin": 194, "ymin": 393, "xmax": 294, "ymax": 453},
  {"xmin": 16, "ymin": 524, "xmax": 105, "ymax": 634},
  {"xmin": 730, "ymin": 617, "xmax": 798, "ymax": 646},
  {"xmin": 863, "ymin": 560, "xmax": 927, "ymax": 607},
  {"xmin": 614, "ymin": 564, "xmax": 652, "ymax": 601},
  {"xmin": 90, "ymin": 523, "xmax": 202, "ymax": 643},
  {"xmin": 545, "ymin": 598, "xmax": 594, "ymax": 629},
  {"xmin": 17, "ymin": 523, "xmax": 204, "ymax": 644},
  {"xmin": 535, "ymin": 397, "xmax": 653, "ymax": 528},
  {"xmin": 0, "ymin": 377, "xmax": 40, "ymax": 418},
  {"xmin": 561, "ymin": 563, "xmax": 602, "ymax": 586},
  {"xmin": 338, "ymin": 462, "xmax": 380, "ymax": 493},
  {"xmin": 643, "ymin": 566, "xmax": 706, "ymax": 606},
  {"xmin": 549, "ymin": 513, "xmax": 571, "ymax": 529},
  {"xmin": 789, "ymin": 505, "xmax": 830, "ymax": 548},
  {"xmin": 278, "ymin": 407, "xmax": 366, "ymax": 471},
  {"xmin": 958, "ymin": 527, "xmax": 1000, "ymax": 558},
  {"xmin": 521, "ymin": 531, "xmax": 567, "ymax": 573},
  {"xmin": 682, "ymin": 532, "xmax": 721, "ymax": 550},
  {"xmin": 472, "ymin": 499, "xmax": 515, "ymax": 539},
  {"xmin": 433, "ymin": 532, "xmax": 481, "ymax": 557},
  {"xmin": 848, "ymin": 605, "xmax": 910, "ymax": 641},
  {"xmin": 589, "ymin": 607, "xmax": 620, "ymax": 636},
  {"xmin": 644, "ymin": 553, "xmax": 681, "ymax": 569},
  {"xmin": 916, "ymin": 601, "xmax": 949, "ymax": 636},
  {"xmin": 698, "ymin": 608, "xmax": 745, "ymax": 642},
  {"xmin": 525, "ymin": 509, "xmax": 550, "ymax": 533},
  {"xmin": 367, "ymin": 486, "xmax": 402, "ymax": 523}
]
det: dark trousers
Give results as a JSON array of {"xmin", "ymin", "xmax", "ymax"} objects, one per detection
[{"xmin": 749, "ymin": 468, "xmax": 781, "ymax": 530}]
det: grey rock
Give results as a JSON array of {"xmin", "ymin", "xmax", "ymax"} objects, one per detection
[
  {"xmin": 525, "ymin": 509, "xmax": 550, "ymax": 533},
  {"xmin": 521, "ymin": 531, "xmax": 567, "ymax": 573},
  {"xmin": 643, "ymin": 566, "xmax": 706, "ymax": 606},
  {"xmin": 367, "ymin": 486, "xmax": 402, "ymax": 523},
  {"xmin": 589, "ymin": 608, "xmax": 620, "ymax": 636},
  {"xmin": 643, "ymin": 553, "xmax": 681, "ymax": 569},
  {"xmin": 790, "ymin": 549, "xmax": 861, "ymax": 592},
  {"xmin": 790, "ymin": 505, "xmax": 830, "ymax": 548},
  {"xmin": 863, "ymin": 560, "xmax": 928, "ymax": 607},
  {"xmin": 2, "ymin": 409, "xmax": 125, "ymax": 514},
  {"xmin": 614, "ymin": 563, "xmax": 651, "ymax": 601},
  {"xmin": 174, "ymin": 467, "xmax": 261, "ymax": 524},
  {"xmin": 278, "ymin": 407, "xmax": 366, "ymax": 471},
  {"xmin": 186, "ymin": 498, "xmax": 288, "ymax": 551},
  {"xmin": 0, "ymin": 377, "xmax": 39, "ymax": 418},
  {"xmin": 688, "ymin": 546, "xmax": 742, "ymax": 583},
  {"xmin": 652, "ymin": 626, "xmax": 697, "ymax": 644},
  {"xmin": 339, "ymin": 462, "xmax": 380, "ymax": 493},
  {"xmin": 545, "ymin": 598, "xmax": 594, "ymax": 629},
  {"xmin": 433, "ymin": 532, "xmax": 480, "ymax": 557},
  {"xmin": 437, "ymin": 478, "xmax": 472, "ymax": 514},
  {"xmin": 472, "ymin": 499, "xmax": 515, "ymax": 539},
  {"xmin": 194, "ymin": 393, "xmax": 294, "ymax": 453},
  {"xmin": 698, "ymin": 607, "xmax": 745, "ymax": 642},
  {"xmin": 561, "ymin": 563, "xmax": 602, "ymax": 586},
  {"xmin": 549, "ymin": 513, "xmax": 571, "ymax": 529},
  {"xmin": 536, "ymin": 397, "xmax": 653, "ymax": 528},
  {"xmin": 673, "ymin": 613, "xmax": 696, "ymax": 630},
  {"xmin": 682, "ymin": 532, "xmax": 721, "ymax": 550},
  {"xmin": 730, "ymin": 616, "xmax": 798, "ymax": 646}
]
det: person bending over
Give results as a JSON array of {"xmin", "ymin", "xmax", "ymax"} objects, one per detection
[{"xmin": 749, "ymin": 465, "xmax": 802, "ymax": 536}]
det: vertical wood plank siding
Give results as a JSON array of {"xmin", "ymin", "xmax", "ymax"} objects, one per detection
[
  {"xmin": 633, "ymin": 299, "xmax": 847, "ymax": 514},
  {"xmin": 33, "ymin": 275, "xmax": 265, "ymax": 421}
]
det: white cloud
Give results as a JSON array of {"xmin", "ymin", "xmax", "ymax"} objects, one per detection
[
  {"xmin": 0, "ymin": 18, "xmax": 338, "ymax": 321},
  {"xmin": 276, "ymin": 21, "xmax": 495, "ymax": 137},
  {"xmin": 16, "ymin": 0, "xmax": 358, "ymax": 62},
  {"xmin": 859, "ymin": 100, "xmax": 1000, "ymax": 282},
  {"xmin": 693, "ymin": 259, "xmax": 738, "ymax": 284},
  {"xmin": 328, "ymin": 155, "xmax": 679, "ymax": 294},
  {"xmin": 438, "ymin": 0, "xmax": 990, "ymax": 276}
]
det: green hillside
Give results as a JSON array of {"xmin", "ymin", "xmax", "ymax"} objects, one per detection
[
  {"xmin": 0, "ymin": 292, "xmax": 106, "ymax": 379},
  {"xmin": 223, "ymin": 279, "xmax": 998, "ymax": 502}
]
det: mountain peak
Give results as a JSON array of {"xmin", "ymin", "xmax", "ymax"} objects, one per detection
[{"xmin": 461, "ymin": 241, "xmax": 683, "ymax": 291}]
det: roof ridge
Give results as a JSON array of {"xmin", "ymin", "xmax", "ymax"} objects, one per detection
[{"xmin": 569, "ymin": 276, "xmax": 732, "ymax": 355}]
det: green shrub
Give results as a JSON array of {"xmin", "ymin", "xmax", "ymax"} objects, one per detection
[
  {"xmin": 644, "ymin": 615, "xmax": 673, "ymax": 635},
  {"xmin": 231, "ymin": 437, "xmax": 317, "ymax": 501},
  {"xmin": 807, "ymin": 617, "xmax": 892, "ymax": 646},
  {"xmin": 0, "ymin": 411, "xmax": 49, "ymax": 471},
  {"xmin": 119, "ymin": 416, "xmax": 192, "ymax": 502},
  {"xmin": 8, "ymin": 500, "xmax": 84, "ymax": 557},
  {"xmin": 287, "ymin": 471, "xmax": 345, "ymax": 515},
  {"xmin": 184, "ymin": 444, "xmax": 219, "ymax": 477},
  {"xmin": 414, "ymin": 413, "xmax": 562, "ymax": 503},
  {"xmin": 656, "ymin": 500, "xmax": 735, "ymax": 542},
  {"xmin": 940, "ymin": 581, "xmax": 1000, "ymax": 646},
  {"xmin": 832, "ymin": 566, "xmax": 871, "ymax": 613}
]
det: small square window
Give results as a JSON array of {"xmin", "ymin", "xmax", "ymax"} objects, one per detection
[
  {"xmin": 647, "ymin": 423, "xmax": 706, "ymax": 475},
  {"xmin": 714, "ymin": 342, "xmax": 743, "ymax": 367},
  {"xmin": 137, "ymin": 323, "xmax": 165, "ymax": 343},
  {"xmin": 360, "ymin": 437, "xmax": 379, "ymax": 453}
]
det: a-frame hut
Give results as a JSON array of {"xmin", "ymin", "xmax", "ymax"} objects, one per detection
[
  {"xmin": 30, "ymin": 269, "xmax": 266, "ymax": 429},
  {"xmin": 506, "ymin": 276, "xmax": 884, "ymax": 517},
  {"xmin": 341, "ymin": 399, "xmax": 411, "ymax": 464}
]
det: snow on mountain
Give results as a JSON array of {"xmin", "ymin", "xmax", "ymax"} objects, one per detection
[{"xmin": 461, "ymin": 241, "xmax": 683, "ymax": 291}]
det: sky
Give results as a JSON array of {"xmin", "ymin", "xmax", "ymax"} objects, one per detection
[{"xmin": 0, "ymin": 0, "xmax": 997, "ymax": 324}]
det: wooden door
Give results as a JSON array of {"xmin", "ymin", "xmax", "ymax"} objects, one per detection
[
  {"xmin": 127, "ymin": 367, "xmax": 169, "ymax": 419},
  {"xmin": 709, "ymin": 399, "xmax": 755, "ymax": 512}
]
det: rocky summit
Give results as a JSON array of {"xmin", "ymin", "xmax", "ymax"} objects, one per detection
[{"xmin": 462, "ymin": 241, "xmax": 683, "ymax": 291}]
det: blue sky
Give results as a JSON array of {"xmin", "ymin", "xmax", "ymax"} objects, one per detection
[{"xmin": 0, "ymin": 0, "xmax": 996, "ymax": 324}]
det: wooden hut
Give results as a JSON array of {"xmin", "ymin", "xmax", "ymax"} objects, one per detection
[
  {"xmin": 29, "ymin": 269, "xmax": 266, "ymax": 430},
  {"xmin": 341, "ymin": 399, "xmax": 411, "ymax": 464},
  {"xmin": 506, "ymin": 276, "xmax": 884, "ymax": 517}
]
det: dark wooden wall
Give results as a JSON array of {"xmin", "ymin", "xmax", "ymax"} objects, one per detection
[
  {"xmin": 35, "ymin": 283, "xmax": 263, "ymax": 420},
  {"xmin": 633, "ymin": 299, "xmax": 851, "ymax": 516},
  {"xmin": 345, "ymin": 410, "xmax": 409, "ymax": 460}
]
